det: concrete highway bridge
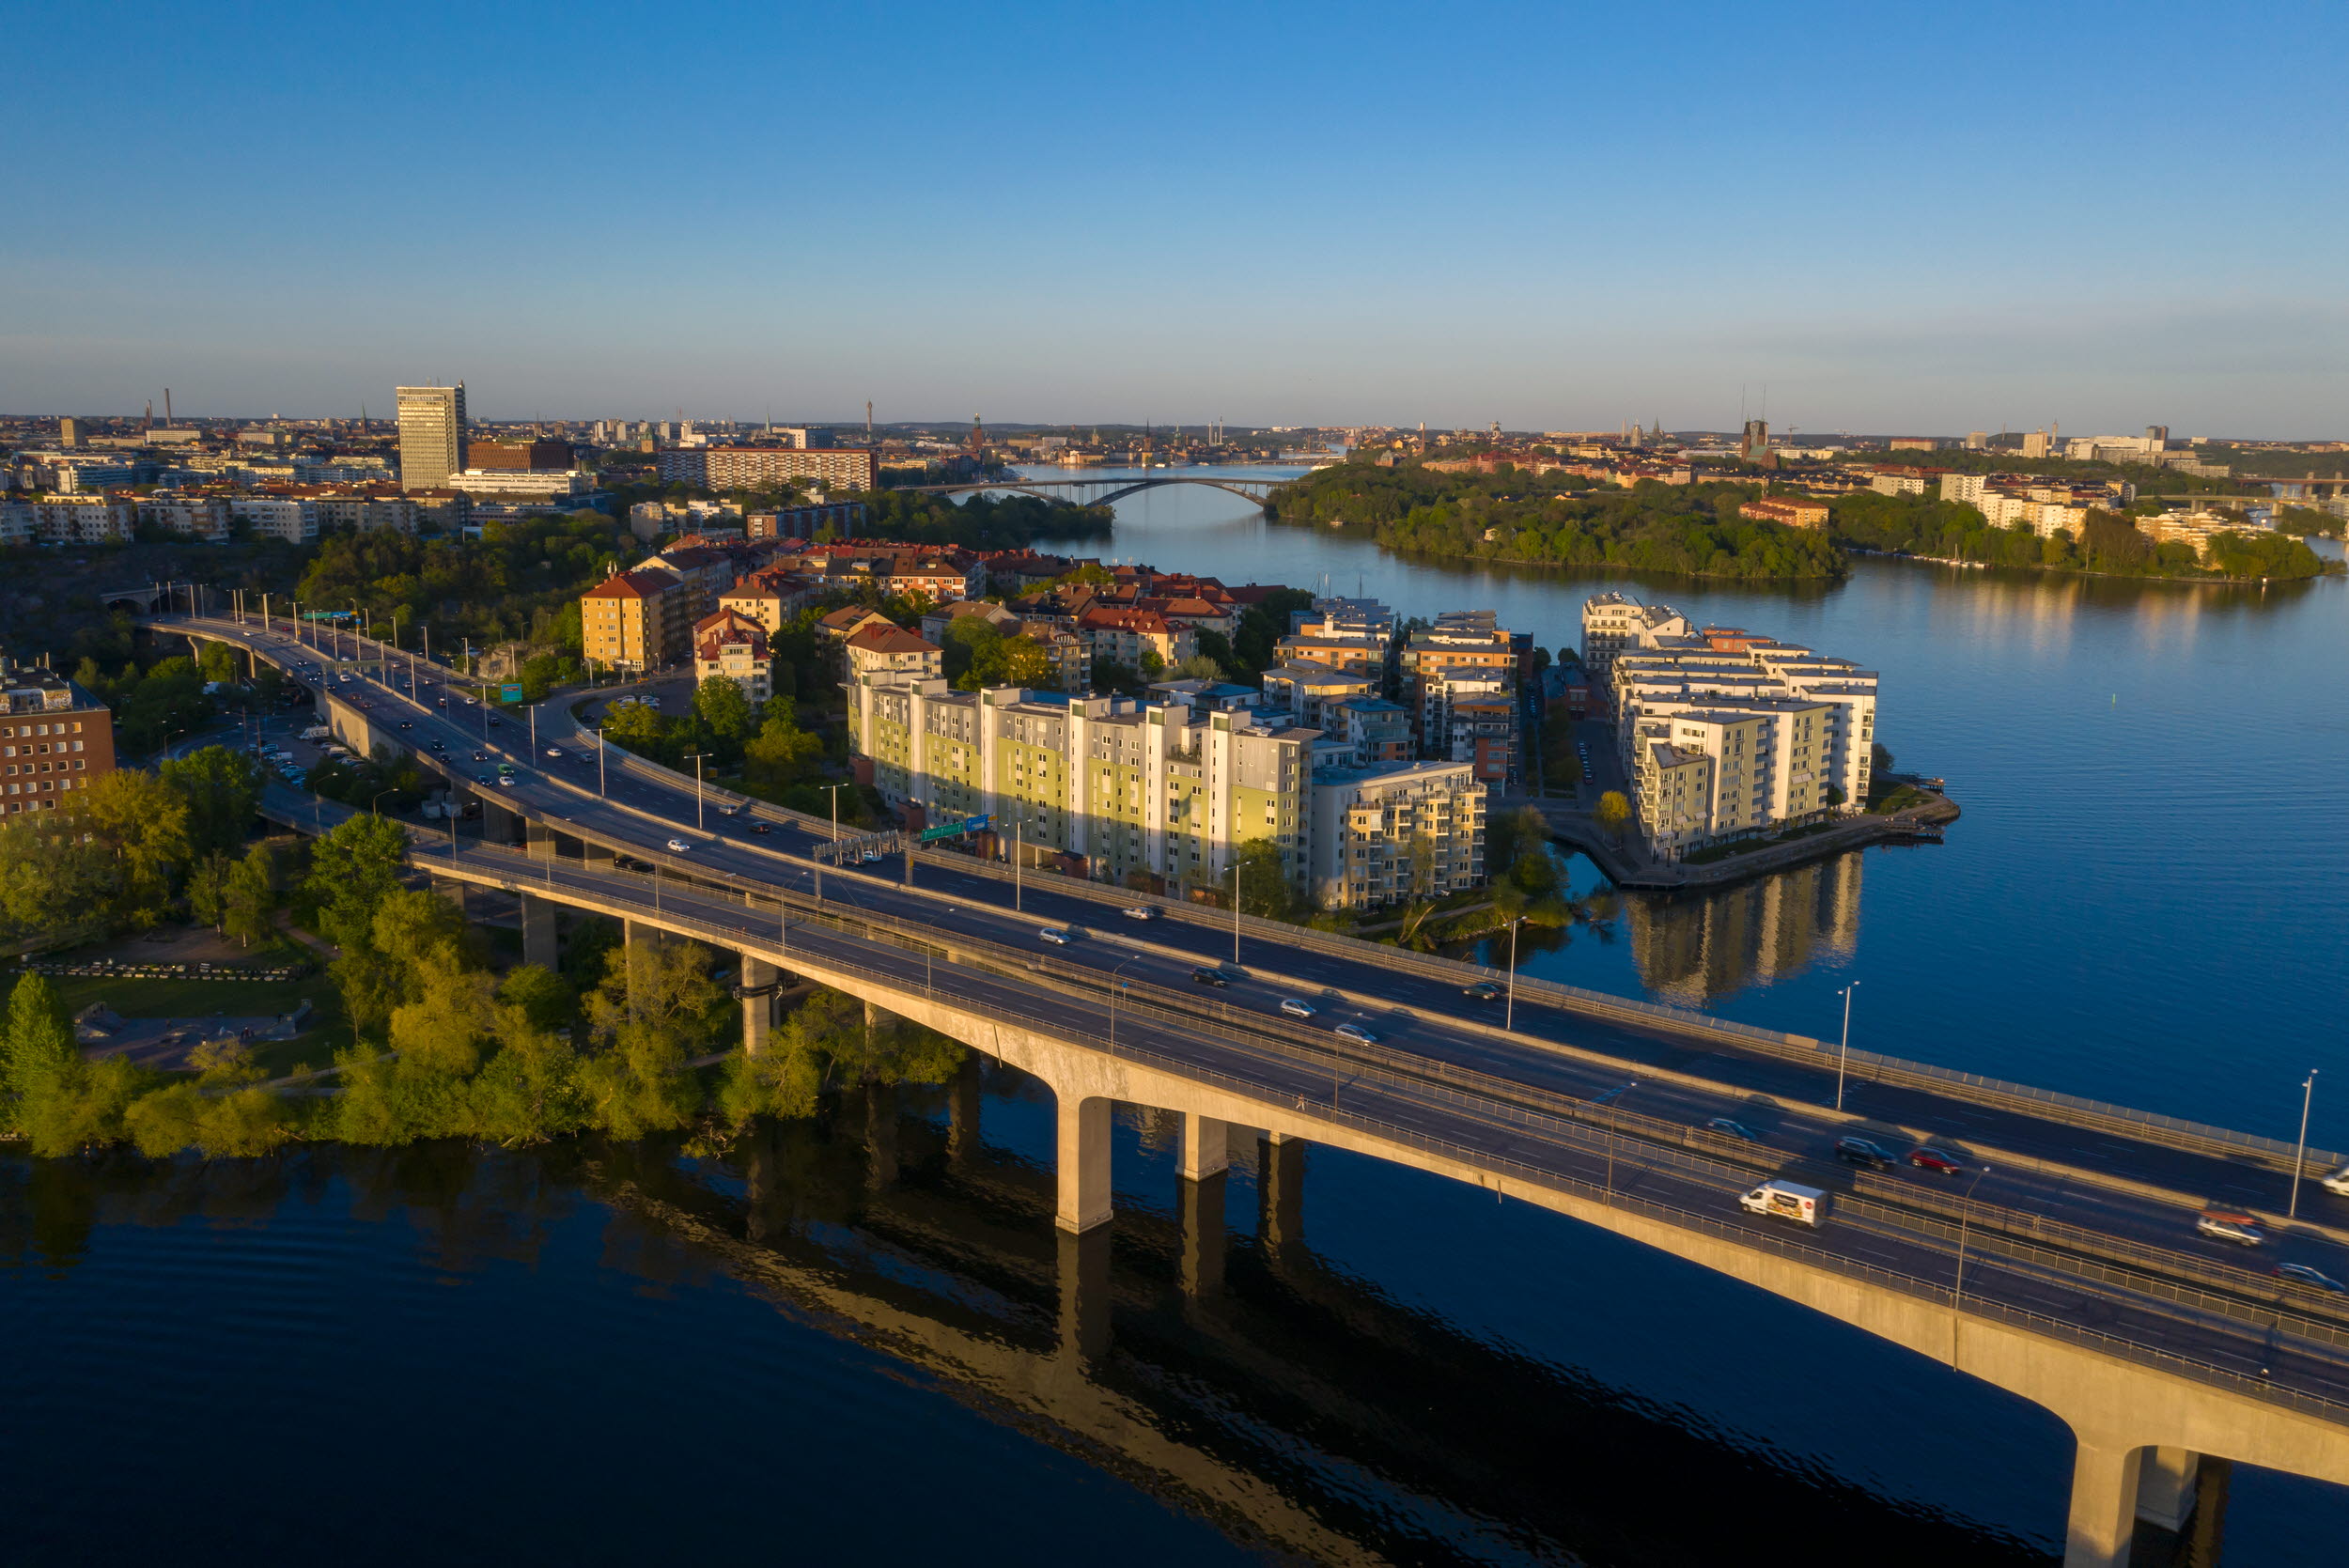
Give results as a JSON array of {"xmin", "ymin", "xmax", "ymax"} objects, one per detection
[
  {"xmin": 894, "ymin": 474, "xmax": 1288, "ymax": 509},
  {"xmin": 143, "ymin": 604, "xmax": 2349, "ymax": 1564}
]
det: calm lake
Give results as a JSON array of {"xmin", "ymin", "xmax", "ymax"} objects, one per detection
[{"xmin": 4, "ymin": 469, "xmax": 2343, "ymax": 1563}]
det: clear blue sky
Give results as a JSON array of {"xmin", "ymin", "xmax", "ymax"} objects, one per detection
[{"xmin": 8, "ymin": 0, "xmax": 2346, "ymax": 435}]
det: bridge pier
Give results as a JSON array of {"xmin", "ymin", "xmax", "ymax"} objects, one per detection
[
  {"xmin": 526, "ymin": 820, "xmax": 558, "ymax": 861},
  {"xmin": 520, "ymin": 893, "xmax": 559, "ymax": 971},
  {"xmin": 1258, "ymin": 1133, "xmax": 1305, "ymax": 1258},
  {"xmin": 1179, "ymin": 1112, "xmax": 1229, "ymax": 1180},
  {"xmin": 2065, "ymin": 1435, "xmax": 2146, "ymax": 1568},
  {"xmin": 739, "ymin": 953, "xmax": 779, "ymax": 1054},
  {"xmin": 1055, "ymin": 1092, "xmax": 1112, "ymax": 1234},
  {"xmin": 1056, "ymin": 1226, "xmax": 1112, "ymax": 1367}
]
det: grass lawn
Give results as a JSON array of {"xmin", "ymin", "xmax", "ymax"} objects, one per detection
[{"xmin": 41, "ymin": 939, "xmax": 353, "ymax": 1078}]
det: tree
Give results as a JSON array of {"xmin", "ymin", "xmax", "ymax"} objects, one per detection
[
  {"xmin": 82, "ymin": 770, "xmax": 194, "ymax": 926},
  {"xmin": 187, "ymin": 852, "xmax": 232, "ymax": 931},
  {"xmin": 1595, "ymin": 791, "xmax": 1632, "ymax": 838},
  {"xmin": 222, "ymin": 845, "xmax": 276, "ymax": 948},
  {"xmin": 1172, "ymin": 653, "xmax": 1226, "ymax": 682},
  {"xmin": 305, "ymin": 813, "xmax": 409, "ymax": 951},
  {"xmin": 1219, "ymin": 837, "xmax": 1303, "ymax": 922},
  {"xmin": 693, "ymin": 674, "xmax": 755, "ymax": 760},
  {"xmin": 196, "ymin": 640, "xmax": 240, "ymax": 684},
  {"xmin": 0, "ymin": 813, "xmax": 114, "ymax": 949},
  {"xmin": 742, "ymin": 704, "xmax": 823, "ymax": 790},
  {"xmin": 600, "ymin": 697, "xmax": 669, "ymax": 763},
  {"xmin": 1871, "ymin": 741, "xmax": 1894, "ymax": 775},
  {"xmin": 577, "ymin": 938, "xmax": 723, "ymax": 1139},
  {"xmin": 1, "ymin": 972, "xmax": 79, "ymax": 1138}
]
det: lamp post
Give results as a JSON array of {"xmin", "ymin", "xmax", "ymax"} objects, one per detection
[
  {"xmin": 1232, "ymin": 854, "xmax": 1242, "ymax": 965},
  {"xmin": 370, "ymin": 787, "xmax": 397, "ymax": 817},
  {"xmin": 818, "ymin": 782, "xmax": 850, "ymax": 901},
  {"xmin": 684, "ymin": 752, "xmax": 708, "ymax": 831},
  {"xmin": 1835, "ymin": 981, "xmax": 1859, "ymax": 1112},
  {"xmin": 1013, "ymin": 816, "xmax": 1022, "ymax": 912},
  {"xmin": 1504, "ymin": 916, "xmax": 1524, "ymax": 1032},
  {"xmin": 1953, "ymin": 1164, "xmax": 1991, "ymax": 1312},
  {"xmin": 597, "ymin": 722, "xmax": 607, "ymax": 796},
  {"xmin": 1109, "ymin": 953, "xmax": 1140, "ymax": 1050},
  {"xmin": 2291, "ymin": 1069, "xmax": 2320, "ymax": 1219}
]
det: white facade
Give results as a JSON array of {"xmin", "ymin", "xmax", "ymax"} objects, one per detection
[{"xmin": 232, "ymin": 496, "xmax": 320, "ymax": 543}]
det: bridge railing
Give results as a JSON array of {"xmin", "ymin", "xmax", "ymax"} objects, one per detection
[{"xmin": 425, "ymin": 837, "xmax": 2349, "ymax": 1352}]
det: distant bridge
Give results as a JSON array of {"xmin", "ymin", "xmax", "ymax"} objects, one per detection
[{"xmin": 900, "ymin": 474, "xmax": 1289, "ymax": 510}]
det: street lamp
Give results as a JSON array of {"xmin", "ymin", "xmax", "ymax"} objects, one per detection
[
  {"xmin": 370, "ymin": 787, "xmax": 398, "ymax": 816},
  {"xmin": 1504, "ymin": 915, "xmax": 1524, "ymax": 1032},
  {"xmin": 683, "ymin": 752, "xmax": 709, "ymax": 831},
  {"xmin": 1835, "ymin": 981, "xmax": 1860, "ymax": 1112},
  {"xmin": 2291, "ymin": 1069, "xmax": 2320, "ymax": 1219},
  {"xmin": 1953, "ymin": 1164, "xmax": 1992, "ymax": 1314},
  {"xmin": 597, "ymin": 722, "xmax": 608, "ymax": 796},
  {"xmin": 1109, "ymin": 953, "xmax": 1140, "ymax": 1049}
]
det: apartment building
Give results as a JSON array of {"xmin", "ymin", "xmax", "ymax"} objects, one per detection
[
  {"xmin": 137, "ymin": 493, "xmax": 232, "ymax": 542},
  {"xmin": 21, "ymin": 495, "xmax": 135, "ymax": 544},
  {"xmin": 692, "ymin": 610, "xmax": 775, "ymax": 703},
  {"xmin": 1740, "ymin": 496, "xmax": 1830, "ymax": 529},
  {"xmin": 747, "ymin": 502, "xmax": 865, "ymax": 539},
  {"xmin": 1308, "ymin": 758, "xmax": 1485, "ymax": 910},
  {"xmin": 581, "ymin": 567, "xmax": 686, "ymax": 673},
  {"xmin": 1579, "ymin": 591, "xmax": 1693, "ymax": 681},
  {"xmin": 310, "ymin": 491, "xmax": 417, "ymax": 535},
  {"xmin": 849, "ymin": 679, "xmax": 1318, "ymax": 897},
  {"xmin": 231, "ymin": 495, "xmax": 319, "ymax": 543},
  {"xmin": 635, "ymin": 545, "xmax": 737, "ymax": 629},
  {"xmin": 1075, "ymin": 606, "xmax": 1194, "ymax": 671},
  {"xmin": 467, "ymin": 439, "xmax": 573, "ymax": 471},
  {"xmin": 1403, "ymin": 610, "xmax": 1517, "ymax": 754},
  {"xmin": 449, "ymin": 468, "xmax": 589, "ymax": 501},
  {"xmin": 0, "ymin": 658, "xmax": 115, "ymax": 815},
  {"xmin": 1585, "ymin": 597, "xmax": 1879, "ymax": 856},
  {"xmin": 654, "ymin": 446, "xmax": 879, "ymax": 491},
  {"xmin": 397, "ymin": 384, "xmax": 466, "ymax": 491},
  {"xmin": 717, "ymin": 568, "xmax": 816, "ymax": 635},
  {"xmin": 1260, "ymin": 662, "xmax": 1378, "ymax": 728},
  {"xmin": 841, "ymin": 624, "xmax": 943, "ymax": 701}
]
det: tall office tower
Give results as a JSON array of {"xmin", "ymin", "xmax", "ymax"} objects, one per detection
[
  {"xmin": 58, "ymin": 417, "xmax": 84, "ymax": 448},
  {"xmin": 396, "ymin": 383, "xmax": 467, "ymax": 491}
]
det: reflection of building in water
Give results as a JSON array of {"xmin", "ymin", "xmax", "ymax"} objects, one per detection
[{"xmin": 1627, "ymin": 851, "xmax": 1862, "ymax": 1004}]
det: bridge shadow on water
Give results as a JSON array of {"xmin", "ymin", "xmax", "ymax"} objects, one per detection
[{"xmin": 12, "ymin": 1057, "xmax": 2319, "ymax": 1564}]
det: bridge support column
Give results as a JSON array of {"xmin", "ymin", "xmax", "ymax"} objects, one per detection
[
  {"xmin": 947, "ymin": 1056, "xmax": 982, "ymax": 1164},
  {"xmin": 2135, "ymin": 1447, "xmax": 2199, "ymax": 1534},
  {"xmin": 525, "ymin": 820, "xmax": 557, "ymax": 861},
  {"xmin": 520, "ymin": 893, "xmax": 558, "ymax": 971},
  {"xmin": 739, "ymin": 954, "xmax": 778, "ymax": 1055},
  {"xmin": 1258, "ymin": 1133, "xmax": 1304, "ymax": 1258},
  {"xmin": 1055, "ymin": 1092, "xmax": 1112, "ymax": 1234},
  {"xmin": 1056, "ymin": 1225, "xmax": 1112, "ymax": 1367},
  {"xmin": 1179, "ymin": 1113, "xmax": 1229, "ymax": 1181},
  {"xmin": 1179, "ymin": 1170, "xmax": 1226, "ymax": 1299},
  {"xmin": 2063, "ymin": 1435, "xmax": 2145, "ymax": 1568}
]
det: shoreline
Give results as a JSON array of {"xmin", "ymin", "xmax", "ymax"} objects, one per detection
[{"xmin": 1507, "ymin": 790, "xmax": 1963, "ymax": 893}]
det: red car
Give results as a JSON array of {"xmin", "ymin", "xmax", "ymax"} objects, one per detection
[{"xmin": 1907, "ymin": 1147, "xmax": 1966, "ymax": 1176}]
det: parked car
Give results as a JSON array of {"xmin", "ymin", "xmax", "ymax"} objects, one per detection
[
  {"xmin": 1835, "ymin": 1137, "xmax": 1896, "ymax": 1170},
  {"xmin": 2276, "ymin": 1263, "xmax": 2346, "ymax": 1294},
  {"xmin": 1279, "ymin": 998, "xmax": 1316, "ymax": 1018},
  {"xmin": 2196, "ymin": 1211, "xmax": 2266, "ymax": 1247},
  {"xmin": 666, "ymin": 838, "xmax": 692, "ymax": 853},
  {"xmin": 1461, "ymin": 981, "xmax": 1502, "ymax": 1001},
  {"xmin": 1907, "ymin": 1147, "xmax": 1967, "ymax": 1176},
  {"xmin": 1037, "ymin": 927, "xmax": 1072, "ymax": 945},
  {"xmin": 1190, "ymin": 966, "xmax": 1229, "ymax": 987},
  {"xmin": 1334, "ymin": 1021, "xmax": 1377, "ymax": 1046},
  {"xmin": 1122, "ymin": 906, "xmax": 1159, "ymax": 921},
  {"xmin": 1703, "ymin": 1118, "xmax": 1761, "ymax": 1143}
]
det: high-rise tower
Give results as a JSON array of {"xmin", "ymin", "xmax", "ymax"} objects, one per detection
[{"xmin": 397, "ymin": 383, "xmax": 467, "ymax": 491}]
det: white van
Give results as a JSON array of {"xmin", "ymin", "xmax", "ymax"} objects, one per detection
[
  {"xmin": 2323, "ymin": 1165, "xmax": 2349, "ymax": 1198},
  {"xmin": 1738, "ymin": 1180, "xmax": 1825, "ymax": 1227}
]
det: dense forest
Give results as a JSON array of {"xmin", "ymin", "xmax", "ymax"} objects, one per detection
[
  {"xmin": 1829, "ymin": 492, "xmax": 2337, "ymax": 581},
  {"xmin": 1271, "ymin": 460, "xmax": 1845, "ymax": 581}
]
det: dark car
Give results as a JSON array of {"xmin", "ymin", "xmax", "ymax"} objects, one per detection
[
  {"xmin": 748, "ymin": 821, "xmax": 770, "ymax": 835},
  {"xmin": 2276, "ymin": 1263, "xmax": 2346, "ymax": 1294},
  {"xmin": 473, "ymin": 751, "xmax": 488, "ymax": 762},
  {"xmin": 1461, "ymin": 981, "xmax": 1502, "ymax": 1001},
  {"xmin": 397, "ymin": 721, "xmax": 412, "ymax": 730},
  {"xmin": 1703, "ymin": 1118, "xmax": 1762, "ymax": 1143},
  {"xmin": 1835, "ymin": 1137, "xmax": 1896, "ymax": 1170},
  {"xmin": 429, "ymin": 739, "xmax": 446, "ymax": 753},
  {"xmin": 486, "ymin": 716, "xmax": 501, "ymax": 727},
  {"xmin": 1907, "ymin": 1146, "xmax": 1966, "ymax": 1176},
  {"xmin": 1190, "ymin": 966, "xmax": 1230, "ymax": 987}
]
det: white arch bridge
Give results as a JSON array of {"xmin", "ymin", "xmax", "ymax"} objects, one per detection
[{"xmin": 898, "ymin": 474, "xmax": 1288, "ymax": 509}]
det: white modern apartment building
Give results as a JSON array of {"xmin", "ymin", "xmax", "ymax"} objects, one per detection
[
  {"xmin": 231, "ymin": 495, "xmax": 320, "ymax": 543},
  {"xmin": 17, "ymin": 495, "xmax": 135, "ymax": 544},
  {"xmin": 137, "ymin": 493, "xmax": 231, "ymax": 542},
  {"xmin": 1583, "ymin": 596, "xmax": 1879, "ymax": 857}
]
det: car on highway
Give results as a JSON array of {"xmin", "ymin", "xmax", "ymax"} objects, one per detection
[
  {"xmin": 397, "ymin": 720, "xmax": 412, "ymax": 730},
  {"xmin": 2276, "ymin": 1263, "xmax": 2347, "ymax": 1294},
  {"xmin": 494, "ymin": 774, "xmax": 517, "ymax": 788},
  {"xmin": 1190, "ymin": 966, "xmax": 1229, "ymax": 986},
  {"xmin": 429, "ymin": 739, "xmax": 446, "ymax": 753},
  {"xmin": 1703, "ymin": 1118, "xmax": 1762, "ymax": 1142},
  {"xmin": 1461, "ymin": 981, "xmax": 1501, "ymax": 1001},
  {"xmin": 666, "ymin": 838, "xmax": 692, "ymax": 853},
  {"xmin": 1333, "ymin": 1021, "xmax": 1378, "ymax": 1046},
  {"xmin": 1278, "ymin": 998, "xmax": 1316, "ymax": 1018},
  {"xmin": 2196, "ymin": 1211, "xmax": 2266, "ymax": 1246},
  {"xmin": 436, "ymin": 698, "xmax": 448, "ymax": 707},
  {"xmin": 487, "ymin": 716, "xmax": 501, "ymax": 727},
  {"xmin": 1037, "ymin": 927, "xmax": 1072, "ymax": 945},
  {"xmin": 462, "ymin": 696, "xmax": 477, "ymax": 705},
  {"xmin": 545, "ymin": 746, "xmax": 563, "ymax": 758},
  {"xmin": 1834, "ymin": 1137, "xmax": 1896, "ymax": 1170},
  {"xmin": 1121, "ymin": 905, "xmax": 1159, "ymax": 921},
  {"xmin": 862, "ymin": 848, "xmax": 885, "ymax": 863},
  {"xmin": 1907, "ymin": 1147, "xmax": 1967, "ymax": 1176},
  {"xmin": 473, "ymin": 751, "xmax": 488, "ymax": 762},
  {"xmin": 748, "ymin": 821, "xmax": 770, "ymax": 835},
  {"xmin": 2325, "ymin": 1165, "xmax": 2349, "ymax": 1197}
]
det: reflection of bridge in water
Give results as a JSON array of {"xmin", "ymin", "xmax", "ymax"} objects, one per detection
[{"xmin": 899, "ymin": 474, "xmax": 1287, "ymax": 510}]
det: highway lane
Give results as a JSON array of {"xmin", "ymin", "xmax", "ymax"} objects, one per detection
[
  {"xmin": 175, "ymin": 616, "xmax": 2349, "ymax": 1298},
  {"xmin": 428, "ymin": 835, "xmax": 2349, "ymax": 1417}
]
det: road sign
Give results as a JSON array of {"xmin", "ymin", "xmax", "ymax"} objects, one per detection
[
  {"xmin": 918, "ymin": 814, "xmax": 990, "ymax": 843},
  {"xmin": 500, "ymin": 683, "xmax": 524, "ymax": 704}
]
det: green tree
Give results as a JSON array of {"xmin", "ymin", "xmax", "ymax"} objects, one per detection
[
  {"xmin": 1595, "ymin": 791, "xmax": 1632, "ymax": 837},
  {"xmin": 742, "ymin": 703, "xmax": 823, "ymax": 790},
  {"xmin": 305, "ymin": 813, "xmax": 410, "ymax": 951},
  {"xmin": 578, "ymin": 938, "xmax": 723, "ymax": 1138},
  {"xmin": 158, "ymin": 737, "xmax": 259, "ymax": 849},
  {"xmin": 0, "ymin": 813, "xmax": 114, "ymax": 949},
  {"xmin": 692, "ymin": 674, "xmax": 756, "ymax": 760},
  {"xmin": 83, "ymin": 769, "xmax": 194, "ymax": 926},
  {"xmin": 1219, "ymin": 836, "xmax": 1304, "ymax": 921},
  {"xmin": 1, "ymin": 972, "xmax": 80, "ymax": 1139},
  {"xmin": 222, "ymin": 845, "xmax": 277, "ymax": 948},
  {"xmin": 187, "ymin": 852, "xmax": 232, "ymax": 931},
  {"xmin": 196, "ymin": 640, "xmax": 240, "ymax": 684}
]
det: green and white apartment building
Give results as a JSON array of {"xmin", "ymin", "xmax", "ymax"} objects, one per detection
[
  {"xmin": 1581, "ymin": 592, "xmax": 1879, "ymax": 860},
  {"xmin": 850, "ymin": 675, "xmax": 1485, "ymax": 910}
]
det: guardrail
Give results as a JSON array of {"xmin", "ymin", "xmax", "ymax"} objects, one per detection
[
  {"xmin": 426, "ymin": 837, "xmax": 2349, "ymax": 1351},
  {"xmin": 181, "ymin": 613, "xmax": 2346, "ymax": 1179}
]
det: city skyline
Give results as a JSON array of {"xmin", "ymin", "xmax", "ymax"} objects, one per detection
[{"xmin": 6, "ymin": 1, "xmax": 2347, "ymax": 435}]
